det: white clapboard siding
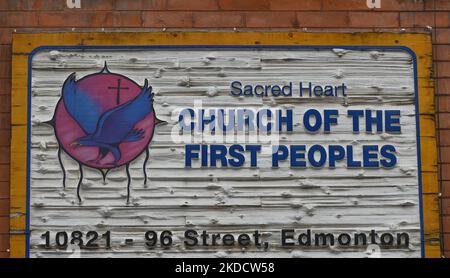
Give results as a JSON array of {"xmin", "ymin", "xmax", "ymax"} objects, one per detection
[{"xmin": 29, "ymin": 48, "xmax": 420, "ymax": 258}]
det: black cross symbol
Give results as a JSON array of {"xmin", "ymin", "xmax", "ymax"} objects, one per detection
[{"xmin": 108, "ymin": 79, "xmax": 129, "ymax": 105}]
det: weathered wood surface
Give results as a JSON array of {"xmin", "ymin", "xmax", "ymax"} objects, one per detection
[{"xmin": 29, "ymin": 48, "xmax": 421, "ymax": 257}]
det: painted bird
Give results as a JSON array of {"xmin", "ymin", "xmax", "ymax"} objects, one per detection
[{"xmin": 62, "ymin": 73, "xmax": 154, "ymax": 166}]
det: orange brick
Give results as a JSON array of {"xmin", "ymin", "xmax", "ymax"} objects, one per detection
[
  {"xmin": 246, "ymin": 12, "xmax": 297, "ymax": 28},
  {"xmin": 115, "ymin": 0, "xmax": 166, "ymax": 10},
  {"xmin": 219, "ymin": 0, "xmax": 270, "ymax": 10},
  {"xmin": 270, "ymin": 0, "xmax": 321, "ymax": 11},
  {"xmin": 349, "ymin": 12, "xmax": 399, "ymax": 27},
  {"xmin": 297, "ymin": 12, "xmax": 349, "ymax": 28},
  {"xmin": 193, "ymin": 12, "xmax": 244, "ymax": 28},
  {"xmin": 142, "ymin": 11, "xmax": 193, "ymax": 28},
  {"xmin": 167, "ymin": 0, "xmax": 218, "ymax": 10},
  {"xmin": 437, "ymin": 62, "xmax": 450, "ymax": 78}
]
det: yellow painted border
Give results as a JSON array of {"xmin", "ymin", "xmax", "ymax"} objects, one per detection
[{"xmin": 10, "ymin": 32, "xmax": 439, "ymax": 258}]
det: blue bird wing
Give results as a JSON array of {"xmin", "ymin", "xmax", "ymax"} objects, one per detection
[
  {"xmin": 62, "ymin": 73, "xmax": 102, "ymax": 134},
  {"xmin": 92, "ymin": 80, "xmax": 153, "ymax": 145}
]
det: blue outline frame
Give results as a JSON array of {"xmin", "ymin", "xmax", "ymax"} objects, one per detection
[{"xmin": 25, "ymin": 44, "xmax": 424, "ymax": 258}]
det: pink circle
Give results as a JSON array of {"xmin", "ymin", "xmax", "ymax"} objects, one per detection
[{"xmin": 54, "ymin": 72, "xmax": 156, "ymax": 169}]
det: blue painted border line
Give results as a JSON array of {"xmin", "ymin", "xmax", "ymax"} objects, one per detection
[{"xmin": 26, "ymin": 44, "xmax": 424, "ymax": 258}]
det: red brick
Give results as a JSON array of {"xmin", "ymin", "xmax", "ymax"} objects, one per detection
[
  {"xmin": 246, "ymin": 12, "xmax": 297, "ymax": 28},
  {"xmin": 167, "ymin": 0, "xmax": 218, "ymax": 10},
  {"xmin": 436, "ymin": 28, "xmax": 450, "ymax": 44},
  {"xmin": 0, "ymin": 233, "xmax": 8, "ymax": 252},
  {"xmin": 270, "ymin": 0, "xmax": 321, "ymax": 11},
  {"xmin": 437, "ymin": 78, "xmax": 450, "ymax": 95},
  {"xmin": 0, "ymin": 46, "xmax": 11, "ymax": 61},
  {"xmin": 69, "ymin": 0, "xmax": 114, "ymax": 10},
  {"xmin": 113, "ymin": 11, "xmax": 142, "ymax": 27},
  {"xmin": 0, "ymin": 94, "xmax": 9, "ymax": 114},
  {"xmin": 445, "ymin": 216, "xmax": 450, "ymax": 232},
  {"xmin": 445, "ymin": 234, "xmax": 450, "ymax": 251},
  {"xmin": 0, "ymin": 79, "xmax": 11, "ymax": 95},
  {"xmin": 0, "ymin": 148, "xmax": 7, "ymax": 164},
  {"xmin": 220, "ymin": 0, "xmax": 270, "ymax": 10},
  {"xmin": 38, "ymin": 11, "xmax": 116, "ymax": 27},
  {"xmin": 0, "ymin": 251, "xmax": 8, "ymax": 258},
  {"xmin": 0, "ymin": 0, "xmax": 24, "ymax": 10},
  {"xmin": 322, "ymin": 0, "xmax": 366, "ymax": 10},
  {"xmin": 0, "ymin": 199, "xmax": 8, "ymax": 216},
  {"xmin": 438, "ymin": 95, "xmax": 450, "ymax": 112},
  {"xmin": 441, "ymin": 146, "xmax": 450, "ymax": 163},
  {"xmin": 115, "ymin": 0, "xmax": 167, "ymax": 10},
  {"xmin": 142, "ymin": 12, "xmax": 193, "ymax": 28},
  {"xmin": 23, "ymin": 0, "xmax": 64, "ymax": 10},
  {"xmin": 0, "ymin": 29, "xmax": 12, "ymax": 44},
  {"xmin": 0, "ymin": 165, "xmax": 8, "ymax": 182},
  {"xmin": 0, "ymin": 130, "xmax": 9, "ymax": 147},
  {"xmin": 0, "ymin": 12, "xmax": 39, "ymax": 27},
  {"xmin": 0, "ymin": 182, "xmax": 8, "ymax": 197},
  {"xmin": 442, "ymin": 181, "xmax": 450, "ymax": 196},
  {"xmin": 436, "ymin": 45, "xmax": 450, "ymax": 61},
  {"xmin": 297, "ymin": 12, "xmax": 349, "ymax": 28},
  {"xmin": 0, "ymin": 217, "xmax": 8, "ymax": 233},
  {"xmin": 323, "ymin": 0, "xmax": 424, "ymax": 11},
  {"xmin": 193, "ymin": 12, "xmax": 244, "ymax": 28},
  {"xmin": 437, "ymin": 62, "xmax": 450, "ymax": 78},
  {"xmin": 0, "ymin": 62, "xmax": 10, "ymax": 78},
  {"xmin": 441, "ymin": 164, "xmax": 450, "ymax": 180},
  {"xmin": 400, "ymin": 12, "xmax": 450, "ymax": 28},
  {"xmin": 438, "ymin": 113, "xmax": 450, "ymax": 129},
  {"xmin": 425, "ymin": 0, "xmax": 450, "ymax": 11},
  {"xmin": 443, "ymin": 198, "xmax": 450, "ymax": 215},
  {"xmin": 349, "ymin": 12, "xmax": 399, "ymax": 28},
  {"xmin": 0, "ymin": 113, "xmax": 10, "ymax": 130}
]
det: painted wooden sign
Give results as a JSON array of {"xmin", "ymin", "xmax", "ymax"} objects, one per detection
[{"xmin": 10, "ymin": 32, "xmax": 439, "ymax": 258}]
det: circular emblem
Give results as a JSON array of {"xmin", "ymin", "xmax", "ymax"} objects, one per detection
[{"xmin": 52, "ymin": 65, "xmax": 158, "ymax": 169}]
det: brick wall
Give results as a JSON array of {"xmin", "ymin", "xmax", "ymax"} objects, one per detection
[{"xmin": 0, "ymin": 0, "xmax": 449, "ymax": 258}]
